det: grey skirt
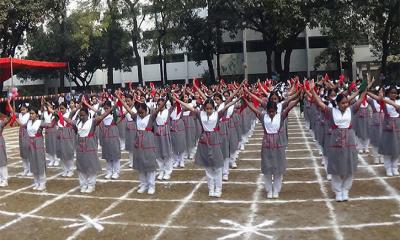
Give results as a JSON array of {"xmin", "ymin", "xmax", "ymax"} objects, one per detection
[
  {"xmin": 218, "ymin": 120, "xmax": 229, "ymax": 159},
  {"xmin": 45, "ymin": 126, "xmax": 57, "ymax": 155},
  {"xmin": 369, "ymin": 112, "xmax": 384, "ymax": 147},
  {"xmin": 353, "ymin": 108, "xmax": 370, "ymax": 140},
  {"xmin": 19, "ymin": 127, "xmax": 29, "ymax": 159},
  {"xmin": 182, "ymin": 115, "xmax": 196, "ymax": 151},
  {"xmin": 125, "ymin": 121, "xmax": 137, "ymax": 152},
  {"xmin": 261, "ymin": 133, "xmax": 286, "ymax": 175},
  {"xmin": 326, "ymin": 128, "xmax": 358, "ymax": 176},
  {"xmin": 28, "ymin": 136, "xmax": 46, "ymax": 176},
  {"xmin": 154, "ymin": 124, "xmax": 173, "ymax": 159},
  {"xmin": 133, "ymin": 130, "xmax": 157, "ymax": 172},
  {"xmin": 227, "ymin": 118, "xmax": 239, "ymax": 155},
  {"xmin": 76, "ymin": 136, "xmax": 101, "ymax": 175},
  {"xmin": 118, "ymin": 118, "xmax": 126, "ymax": 140},
  {"xmin": 170, "ymin": 119, "xmax": 187, "ymax": 155},
  {"xmin": 195, "ymin": 131, "xmax": 224, "ymax": 168},
  {"xmin": 0, "ymin": 136, "xmax": 7, "ymax": 167},
  {"xmin": 378, "ymin": 117, "xmax": 400, "ymax": 158},
  {"xmin": 56, "ymin": 127, "xmax": 75, "ymax": 161},
  {"xmin": 100, "ymin": 124, "xmax": 121, "ymax": 161}
]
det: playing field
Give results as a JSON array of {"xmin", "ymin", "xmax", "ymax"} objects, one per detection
[{"xmin": 0, "ymin": 109, "xmax": 399, "ymax": 240}]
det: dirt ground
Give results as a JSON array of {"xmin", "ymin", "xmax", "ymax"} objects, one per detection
[{"xmin": 0, "ymin": 109, "xmax": 399, "ymax": 240}]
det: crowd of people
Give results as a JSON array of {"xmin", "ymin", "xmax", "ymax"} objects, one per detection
[{"xmin": 0, "ymin": 75, "xmax": 398, "ymax": 202}]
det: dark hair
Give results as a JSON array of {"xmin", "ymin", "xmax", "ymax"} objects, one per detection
[
  {"xmin": 266, "ymin": 101, "xmax": 278, "ymax": 112},
  {"xmin": 386, "ymin": 85, "xmax": 398, "ymax": 95},
  {"xmin": 214, "ymin": 93, "xmax": 223, "ymax": 102},
  {"xmin": 79, "ymin": 107, "xmax": 89, "ymax": 115},
  {"xmin": 30, "ymin": 107, "xmax": 40, "ymax": 115},
  {"xmin": 203, "ymin": 98, "xmax": 215, "ymax": 110},
  {"xmin": 157, "ymin": 98, "xmax": 165, "ymax": 105},
  {"xmin": 125, "ymin": 94, "xmax": 134, "ymax": 100},
  {"xmin": 268, "ymin": 91, "xmax": 281, "ymax": 102},
  {"xmin": 335, "ymin": 93, "xmax": 347, "ymax": 106},
  {"xmin": 103, "ymin": 100, "xmax": 112, "ymax": 108},
  {"xmin": 59, "ymin": 102, "xmax": 67, "ymax": 109},
  {"xmin": 136, "ymin": 102, "xmax": 148, "ymax": 112},
  {"xmin": 327, "ymin": 89, "xmax": 337, "ymax": 108}
]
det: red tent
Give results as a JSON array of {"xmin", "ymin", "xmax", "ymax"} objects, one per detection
[{"xmin": 0, "ymin": 58, "xmax": 68, "ymax": 82}]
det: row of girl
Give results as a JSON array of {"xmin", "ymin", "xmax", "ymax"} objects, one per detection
[
  {"xmin": 0, "ymin": 81, "xmax": 267, "ymax": 197},
  {"xmin": 304, "ymin": 77, "xmax": 400, "ymax": 202}
]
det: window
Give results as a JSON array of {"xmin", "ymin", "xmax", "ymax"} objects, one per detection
[
  {"xmin": 144, "ymin": 55, "xmax": 161, "ymax": 65},
  {"xmin": 165, "ymin": 54, "xmax": 185, "ymax": 63},
  {"xmin": 309, "ymin": 36, "xmax": 330, "ymax": 49},
  {"xmin": 219, "ymin": 42, "xmax": 243, "ymax": 54}
]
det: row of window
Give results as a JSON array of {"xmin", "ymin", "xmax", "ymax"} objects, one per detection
[{"xmin": 138, "ymin": 36, "xmax": 369, "ymax": 65}]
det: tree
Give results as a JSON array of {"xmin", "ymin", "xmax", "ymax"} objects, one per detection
[
  {"xmin": 101, "ymin": 0, "xmax": 135, "ymax": 86},
  {"xmin": 26, "ymin": 8, "xmax": 104, "ymax": 87},
  {"xmin": 315, "ymin": 0, "xmax": 368, "ymax": 80},
  {"xmin": 0, "ymin": 0, "xmax": 62, "ymax": 91},
  {"xmin": 360, "ymin": 0, "xmax": 400, "ymax": 75},
  {"xmin": 122, "ymin": 0, "xmax": 147, "ymax": 85}
]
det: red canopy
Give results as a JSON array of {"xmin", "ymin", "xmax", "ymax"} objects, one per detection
[{"xmin": 0, "ymin": 58, "xmax": 68, "ymax": 82}]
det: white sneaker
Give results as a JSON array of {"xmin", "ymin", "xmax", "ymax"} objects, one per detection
[
  {"xmin": 26, "ymin": 172, "xmax": 33, "ymax": 177},
  {"xmin": 137, "ymin": 186, "xmax": 147, "ymax": 194},
  {"xmin": 267, "ymin": 192, "xmax": 273, "ymax": 199},
  {"xmin": 18, "ymin": 171, "xmax": 26, "ymax": 176},
  {"xmin": 104, "ymin": 173, "xmax": 112, "ymax": 179},
  {"xmin": 163, "ymin": 174, "xmax": 171, "ymax": 180},
  {"xmin": 157, "ymin": 172, "xmax": 164, "ymax": 180},
  {"xmin": 342, "ymin": 191, "xmax": 349, "ymax": 201},
  {"xmin": 179, "ymin": 161, "xmax": 185, "ymax": 168},
  {"xmin": 222, "ymin": 175, "xmax": 229, "ymax": 181},
  {"xmin": 173, "ymin": 162, "xmax": 179, "ymax": 168},
  {"xmin": 214, "ymin": 189, "xmax": 222, "ymax": 198},
  {"xmin": 209, "ymin": 190, "xmax": 215, "ymax": 197},
  {"xmin": 386, "ymin": 169, "xmax": 394, "ymax": 177},
  {"xmin": 66, "ymin": 171, "xmax": 74, "ymax": 177},
  {"xmin": 48, "ymin": 160, "xmax": 54, "ymax": 167},
  {"xmin": 318, "ymin": 150, "xmax": 323, "ymax": 156},
  {"xmin": 85, "ymin": 186, "xmax": 95, "ymax": 193},
  {"xmin": 364, "ymin": 149, "xmax": 370, "ymax": 154},
  {"xmin": 393, "ymin": 168, "xmax": 399, "ymax": 176},
  {"xmin": 129, "ymin": 162, "xmax": 133, "ymax": 168},
  {"xmin": 53, "ymin": 161, "xmax": 60, "ymax": 167},
  {"xmin": 272, "ymin": 192, "xmax": 279, "ymax": 199},
  {"xmin": 231, "ymin": 162, "xmax": 237, "ymax": 169},
  {"xmin": 358, "ymin": 150, "xmax": 363, "ymax": 154},
  {"xmin": 37, "ymin": 184, "xmax": 46, "ymax": 191},
  {"xmin": 111, "ymin": 173, "xmax": 120, "ymax": 179},
  {"xmin": 80, "ymin": 186, "xmax": 87, "ymax": 193},
  {"xmin": 335, "ymin": 192, "xmax": 343, "ymax": 202},
  {"xmin": 61, "ymin": 171, "xmax": 67, "ymax": 177},
  {"xmin": 327, "ymin": 174, "xmax": 332, "ymax": 181},
  {"xmin": 240, "ymin": 145, "xmax": 245, "ymax": 150},
  {"xmin": 0, "ymin": 181, "xmax": 8, "ymax": 187},
  {"xmin": 374, "ymin": 158, "xmax": 380, "ymax": 164},
  {"xmin": 147, "ymin": 187, "xmax": 155, "ymax": 195},
  {"xmin": 32, "ymin": 184, "xmax": 39, "ymax": 190}
]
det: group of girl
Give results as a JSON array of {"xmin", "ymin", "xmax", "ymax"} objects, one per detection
[{"xmin": 304, "ymin": 76, "xmax": 400, "ymax": 202}]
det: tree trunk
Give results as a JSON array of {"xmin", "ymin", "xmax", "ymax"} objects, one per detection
[
  {"xmin": 131, "ymin": 34, "xmax": 143, "ymax": 85},
  {"xmin": 216, "ymin": 53, "xmax": 221, "ymax": 80},
  {"xmin": 157, "ymin": 39, "xmax": 164, "ymax": 85},
  {"xmin": 283, "ymin": 48, "xmax": 293, "ymax": 80},
  {"xmin": 162, "ymin": 46, "xmax": 168, "ymax": 83},
  {"xmin": 107, "ymin": 66, "xmax": 113, "ymax": 86},
  {"xmin": 266, "ymin": 49, "xmax": 273, "ymax": 77},
  {"xmin": 206, "ymin": 56, "xmax": 216, "ymax": 85},
  {"xmin": 274, "ymin": 47, "xmax": 283, "ymax": 76}
]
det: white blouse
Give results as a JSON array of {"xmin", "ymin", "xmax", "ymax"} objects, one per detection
[
  {"xmin": 136, "ymin": 115, "xmax": 151, "ymax": 130},
  {"xmin": 263, "ymin": 113, "xmax": 281, "ymax": 134},
  {"xmin": 77, "ymin": 119, "xmax": 93, "ymax": 138},
  {"xmin": 200, "ymin": 111, "xmax": 218, "ymax": 132},
  {"xmin": 332, "ymin": 107, "xmax": 352, "ymax": 128},
  {"xmin": 27, "ymin": 120, "xmax": 42, "ymax": 137},
  {"xmin": 156, "ymin": 109, "xmax": 169, "ymax": 126},
  {"xmin": 170, "ymin": 107, "xmax": 182, "ymax": 120},
  {"xmin": 385, "ymin": 98, "xmax": 400, "ymax": 118},
  {"xmin": 19, "ymin": 113, "xmax": 30, "ymax": 125},
  {"xmin": 125, "ymin": 106, "xmax": 137, "ymax": 121},
  {"xmin": 57, "ymin": 111, "xmax": 71, "ymax": 127},
  {"xmin": 43, "ymin": 111, "xmax": 54, "ymax": 124}
]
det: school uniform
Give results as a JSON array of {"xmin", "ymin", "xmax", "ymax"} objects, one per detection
[
  {"xmin": 154, "ymin": 108, "xmax": 173, "ymax": 180},
  {"xmin": 367, "ymin": 98, "xmax": 384, "ymax": 163},
  {"xmin": 133, "ymin": 114, "xmax": 158, "ymax": 194},
  {"xmin": 0, "ymin": 120, "xmax": 8, "ymax": 186},
  {"xmin": 353, "ymin": 97, "xmax": 370, "ymax": 152},
  {"xmin": 100, "ymin": 114, "xmax": 121, "ymax": 179},
  {"xmin": 18, "ymin": 113, "xmax": 32, "ymax": 176},
  {"xmin": 258, "ymin": 112, "xmax": 287, "ymax": 198},
  {"xmin": 194, "ymin": 111, "xmax": 224, "ymax": 197},
  {"xmin": 379, "ymin": 99, "xmax": 400, "ymax": 176},
  {"xmin": 125, "ymin": 106, "xmax": 137, "ymax": 168},
  {"xmin": 326, "ymin": 106, "xmax": 359, "ymax": 201},
  {"xmin": 27, "ymin": 119, "xmax": 47, "ymax": 191},
  {"xmin": 56, "ymin": 111, "xmax": 76, "ymax": 177},
  {"xmin": 76, "ymin": 119, "xmax": 102, "ymax": 193},
  {"xmin": 170, "ymin": 107, "xmax": 187, "ymax": 167},
  {"xmin": 43, "ymin": 111, "xmax": 59, "ymax": 166},
  {"xmin": 182, "ymin": 104, "xmax": 196, "ymax": 159}
]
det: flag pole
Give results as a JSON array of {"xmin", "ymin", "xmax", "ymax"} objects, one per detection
[{"xmin": 10, "ymin": 57, "xmax": 15, "ymax": 109}]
